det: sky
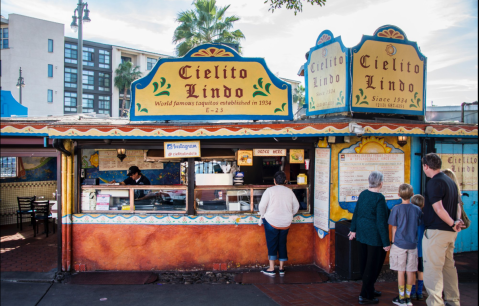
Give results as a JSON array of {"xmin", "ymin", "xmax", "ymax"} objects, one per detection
[{"xmin": 2, "ymin": 0, "xmax": 477, "ymax": 106}]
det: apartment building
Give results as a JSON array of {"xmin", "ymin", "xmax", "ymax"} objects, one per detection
[
  {"xmin": 0, "ymin": 14, "xmax": 64, "ymax": 116},
  {"xmin": 64, "ymin": 37, "xmax": 113, "ymax": 116}
]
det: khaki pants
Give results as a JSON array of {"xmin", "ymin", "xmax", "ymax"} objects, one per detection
[{"xmin": 423, "ymin": 229, "xmax": 460, "ymax": 306}]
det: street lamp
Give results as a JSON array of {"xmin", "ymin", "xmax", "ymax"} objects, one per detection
[
  {"xmin": 16, "ymin": 67, "xmax": 25, "ymax": 105},
  {"xmin": 71, "ymin": 1, "xmax": 91, "ymax": 114}
]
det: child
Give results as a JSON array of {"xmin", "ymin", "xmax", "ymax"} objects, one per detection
[
  {"xmin": 409, "ymin": 194, "xmax": 425, "ymax": 301},
  {"xmin": 388, "ymin": 184, "xmax": 424, "ymax": 306}
]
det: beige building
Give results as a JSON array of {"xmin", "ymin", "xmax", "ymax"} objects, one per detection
[{"xmin": 1, "ymin": 14, "xmax": 64, "ymax": 116}]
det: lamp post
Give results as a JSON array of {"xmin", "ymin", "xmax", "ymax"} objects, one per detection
[
  {"xmin": 16, "ymin": 67, "xmax": 25, "ymax": 105},
  {"xmin": 70, "ymin": 1, "xmax": 91, "ymax": 114}
]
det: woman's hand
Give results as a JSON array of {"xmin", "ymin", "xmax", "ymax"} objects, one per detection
[
  {"xmin": 109, "ymin": 180, "xmax": 117, "ymax": 184},
  {"xmin": 348, "ymin": 232, "xmax": 356, "ymax": 240},
  {"xmin": 383, "ymin": 245, "xmax": 391, "ymax": 252}
]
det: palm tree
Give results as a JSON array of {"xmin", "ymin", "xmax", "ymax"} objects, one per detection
[
  {"xmin": 114, "ymin": 61, "xmax": 142, "ymax": 117},
  {"xmin": 173, "ymin": 0, "xmax": 245, "ymax": 57},
  {"xmin": 293, "ymin": 84, "xmax": 305, "ymax": 107}
]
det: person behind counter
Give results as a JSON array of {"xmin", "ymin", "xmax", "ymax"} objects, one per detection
[
  {"xmin": 258, "ymin": 170, "xmax": 300, "ymax": 277},
  {"xmin": 110, "ymin": 166, "xmax": 151, "ymax": 199}
]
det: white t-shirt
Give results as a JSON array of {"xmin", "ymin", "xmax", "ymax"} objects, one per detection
[{"xmin": 258, "ymin": 185, "xmax": 300, "ymax": 228}]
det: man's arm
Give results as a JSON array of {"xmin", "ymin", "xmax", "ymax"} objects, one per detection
[{"xmin": 432, "ymin": 200, "xmax": 462, "ymax": 232}]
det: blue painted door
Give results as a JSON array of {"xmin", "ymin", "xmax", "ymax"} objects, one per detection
[{"xmin": 436, "ymin": 143, "xmax": 478, "ymax": 253}]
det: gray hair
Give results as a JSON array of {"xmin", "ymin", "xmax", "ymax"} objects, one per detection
[{"xmin": 368, "ymin": 171, "xmax": 384, "ymax": 188}]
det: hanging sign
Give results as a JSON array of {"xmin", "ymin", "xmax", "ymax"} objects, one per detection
[
  {"xmin": 164, "ymin": 141, "xmax": 201, "ymax": 158},
  {"xmin": 314, "ymin": 148, "xmax": 331, "ymax": 232},
  {"xmin": 305, "ymin": 30, "xmax": 349, "ymax": 116},
  {"xmin": 237, "ymin": 150, "xmax": 253, "ymax": 166},
  {"xmin": 130, "ymin": 44, "xmax": 292, "ymax": 121},
  {"xmin": 253, "ymin": 149, "xmax": 287, "ymax": 156},
  {"xmin": 289, "ymin": 149, "xmax": 305, "ymax": 164},
  {"xmin": 351, "ymin": 25, "xmax": 426, "ymax": 116}
]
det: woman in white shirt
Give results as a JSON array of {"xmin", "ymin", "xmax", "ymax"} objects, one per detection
[{"xmin": 259, "ymin": 171, "xmax": 300, "ymax": 277}]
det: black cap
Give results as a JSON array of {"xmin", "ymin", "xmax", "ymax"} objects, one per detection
[{"xmin": 127, "ymin": 166, "xmax": 140, "ymax": 176}]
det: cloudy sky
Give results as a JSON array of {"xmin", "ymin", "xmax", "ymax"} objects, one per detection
[{"xmin": 2, "ymin": 0, "xmax": 477, "ymax": 106}]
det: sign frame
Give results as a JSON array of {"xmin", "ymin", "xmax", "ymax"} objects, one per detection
[
  {"xmin": 289, "ymin": 149, "xmax": 305, "ymax": 164},
  {"xmin": 350, "ymin": 25, "xmax": 427, "ymax": 117},
  {"xmin": 129, "ymin": 44, "xmax": 293, "ymax": 121},
  {"xmin": 237, "ymin": 150, "xmax": 253, "ymax": 166},
  {"xmin": 305, "ymin": 30, "xmax": 350, "ymax": 116}
]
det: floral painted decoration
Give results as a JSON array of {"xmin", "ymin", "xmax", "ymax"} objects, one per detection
[
  {"xmin": 377, "ymin": 29, "xmax": 405, "ymax": 40},
  {"xmin": 191, "ymin": 47, "xmax": 234, "ymax": 57},
  {"xmin": 317, "ymin": 34, "xmax": 331, "ymax": 45}
]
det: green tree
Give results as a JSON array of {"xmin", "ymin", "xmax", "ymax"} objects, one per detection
[
  {"xmin": 114, "ymin": 61, "xmax": 142, "ymax": 117},
  {"xmin": 173, "ymin": 0, "xmax": 245, "ymax": 57},
  {"xmin": 293, "ymin": 84, "xmax": 305, "ymax": 107},
  {"xmin": 265, "ymin": 0, "xmax": 327, "ymax": 15}
]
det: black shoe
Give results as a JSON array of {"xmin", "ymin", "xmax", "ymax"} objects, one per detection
[
  {"xmin": 358, "ymin": 296, "xmax": 379, "ymax": 304},
  {"xmin": 261, "ymin": 268, "xmax": 275, "ymax": 277},
  {"xmin": 373, "ymin": 290, "xmax": 382, "ymax": 297},
  {"xmin": 392, "ymin": 296, "xmax": 407, "ymax": 305}
]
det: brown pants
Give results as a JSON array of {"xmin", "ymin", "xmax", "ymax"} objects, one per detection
[{"xmin": 423, "ymin": 229, "xmax": 460, "ymax": 306}]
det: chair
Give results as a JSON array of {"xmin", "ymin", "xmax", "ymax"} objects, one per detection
[
  {"xmin": 32, "ymin": 200, "xmax": 55, "ymax": 237},
  {"xmin": 16, "ymin": 196, "xmax": 36, "ymax": 231}
]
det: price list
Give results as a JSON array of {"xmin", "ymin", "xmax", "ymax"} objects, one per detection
[
  {"xmin": 99, "ymin": 150, "xmax": 164, "ymax": 171},
  {"xmin": 314, "ymin": 148, "xmax": 331, "ymax": 231}
]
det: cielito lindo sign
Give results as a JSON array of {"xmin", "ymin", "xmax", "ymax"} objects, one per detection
[
  {"xmin": 351, "ymin": 25, "xmax": 426, "ymax": 116},
  {"xmin": 305, "ymin": 30, "xmax": 350, "ymax": 116},
  {"xmin": 130, "ymin": 44, "xmax": 292, "ymax": 121}
]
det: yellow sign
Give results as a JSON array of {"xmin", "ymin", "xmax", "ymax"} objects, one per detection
[
  {"xmin": 237, "ymin": 150, "xmax": 253, "ymax": 166},
  {"xmin": 130, "ymin": 45, "xmax": 292, "ymax": 121},
  {"xmin": 440, "ymin": 154, "xmax": 478, "ymax": 191},
  {"xmin": 307, "ymin": 41, "xmax": 347, "ymax": 113},
  {"xmin": 352, "ymin": 40, "xmax": 425, "ymax": 112},
  {"xmin": 289, "ymin": 149, "xmax": 304, "ymax": 164}
]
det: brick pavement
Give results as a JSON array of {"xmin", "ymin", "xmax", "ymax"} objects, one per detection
[
  {"xmin": 255, "ymin": 282, "xmax": 478, "ymax": 306},
  {"xmin": 1, "ymin": 223, "xmax": 57, "ymax": 272}
]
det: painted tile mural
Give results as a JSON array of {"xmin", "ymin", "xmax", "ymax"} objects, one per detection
[
  {"xmin": 1, "ymin": 157, "xmax": 57, "ymax": 183},
  {"xmin": 82, "ymin": 150, "xmax": 180, "ymax": 185}
]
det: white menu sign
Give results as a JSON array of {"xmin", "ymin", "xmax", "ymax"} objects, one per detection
[
  {"xmin": 339, "ymin": 154, "xmax": 404, "ymax": 202},
  {"xmin": 99, "ymin": 150, "xmax": 164, "ymax": 171},
  {"xmin": 314, "ymin": 148, "xmax": 331, "ymax": 231}
]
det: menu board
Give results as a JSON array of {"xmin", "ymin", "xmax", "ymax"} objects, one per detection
[
  {"xmin": 314, "ymin": 148, "xmax": 331, "ymax": 232},
  {"xmin": 99, "ymin": 150, "xmax": 164, "ymax": 171},
  {"xmin": 339, "ymin": 154, "xmax": 404, "ymax": 202}
]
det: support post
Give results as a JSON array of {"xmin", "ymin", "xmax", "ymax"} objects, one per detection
[{"xmin": 187, "ymin": 158, "xmax": 195, "ymax": 215}]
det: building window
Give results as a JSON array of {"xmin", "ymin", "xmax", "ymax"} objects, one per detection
[
  {"xmin": 1, "ymin": 157, "xmax": 17, "ymax": 178},
  {"xmin": 65, "ymin": 68, "xmax": 77, "ymax": 88},
  {"xmin": 121, "ymin": 56, "xmax": 131, "ymax": 63},
  {"xmin": 99, "ymin": 50, "xmax": 110, "ymax": 69},
  {"xmin": 64, "ymin": 92, "xmax": 77, "ymax": 112},
  {"xmin": 48, "ymin": 64, "xmax": 53, "ymax": 77},
  {"xmin": 47, "ymin": 89, "xmax": 53, "ymax": 102},
  {"xmin": 1, "ymin": 28, "xmax": 9, "ymax": 49},
  {"xmin": 48, "ymin": 39, "xmax": 54, "ymax": 52},
  {"xmin": 65, "ymin": 43, "xmax": 78, "ymax": 64},
  {"xmin": 98, "ymin": 73, "xmax": 110, "ymax": 91},
  {"xmin": 83, "ymin": 47, "xmax": 94, "ymax": 66},
  {"xmin": 147, "ymin": 57, "xmax": 157, "ymax": 70},
  {"xmin": 82, "ymin": 94, "xmax": 94, "ymax": 113},
  {"xmin": 98, "ymin": 96, "xmax": 111, "ymax": 114},
  {"xmin": 82, "ymin": 70, "xmax": 94, "ymax": 90}
]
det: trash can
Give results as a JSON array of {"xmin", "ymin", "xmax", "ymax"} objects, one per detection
[{"xmin": 335, "ymin": 220, "xmax": 361, "ymax": 280}]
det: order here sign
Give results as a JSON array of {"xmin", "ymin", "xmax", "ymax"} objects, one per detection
[{"xmin": 164, "ymin": 141, "xmax": 201, "ymax": 158}]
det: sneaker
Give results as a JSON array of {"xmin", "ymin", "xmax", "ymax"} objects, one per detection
[
  {"xmin": 392, "ymin": 296, "xmax": 407, "ymax": 305},
  {"xmin": 410, "ymin": 293, "xmax": 417, "ymax": 300},
  {"xmin": 416, "ymin": 293, "xmax": 424, "ymax": 301},
  {"xmin": 261, "ymin": 268, "xmax": 275, "ymax": 277},
  {"xmin": 406, "ymin": 298, "xmax": 413, "ymax": 306},
  {"xmin": 279, "ymin": 269, "xmax": 285, "ymax": 276}
]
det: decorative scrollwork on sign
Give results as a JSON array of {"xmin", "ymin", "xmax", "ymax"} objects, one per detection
[
  {"xmin": 191, "ymin": 47, "xmax": 234, "ymax": 57},
  {"xmin": 317, "ymin": 34, "xmax": 331, "ymax": 45},
  {"xmin": 377, "ymin": 29, "xmax": 405, "ymax": 40}
]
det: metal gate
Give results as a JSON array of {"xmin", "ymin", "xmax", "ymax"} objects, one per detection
[{"xmin": 436, "ymin": 142, "xmax": 478, "ymax": 253}]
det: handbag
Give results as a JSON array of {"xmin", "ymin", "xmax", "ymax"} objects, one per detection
[{"xmin": 459, "ymin": 197, "xmax": 471, "ymax": 229}]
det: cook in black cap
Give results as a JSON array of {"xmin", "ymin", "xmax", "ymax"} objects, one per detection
[{"xmin": 109, "ymin": 166, "xmax": 151, "ymax": 186}]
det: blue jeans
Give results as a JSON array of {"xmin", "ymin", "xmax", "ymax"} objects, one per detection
[{"xmin": 263, "ymin": 218, "xmax": 289, "ymax": 261}]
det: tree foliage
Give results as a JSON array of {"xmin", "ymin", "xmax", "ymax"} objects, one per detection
[
  {"xmin": 293, "ymin": 84, "xmax": 306, "ymax": 107},
  {"xmin": 114, "ymin": 61, "xmax": 142, "ymax": 117},
  {"xmin": 265, "ymin": 0, "xmax": 327, "ymax": 15},
  {"xmin": 173, "ymin": 0, "xmax": 245, "ymax": 57}
]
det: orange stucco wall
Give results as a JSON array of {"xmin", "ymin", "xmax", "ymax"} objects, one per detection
[
  {"xmin": 72, "ymin": 223, "xmax": 314, "ymax": 271},
  {"xmin": 313, "ymin": 229, "xmax": 335, "ymax": 273}
]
